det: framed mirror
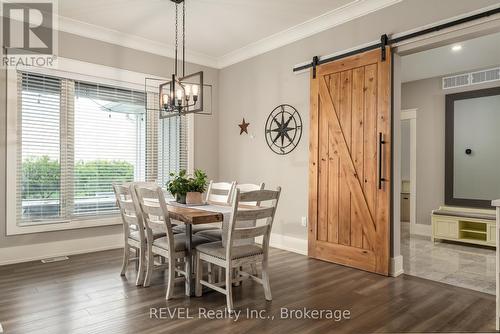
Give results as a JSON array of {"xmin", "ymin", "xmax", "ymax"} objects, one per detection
[{"xmin": 445, "ymin": 86, "xmax": 500, "ymax": 208}]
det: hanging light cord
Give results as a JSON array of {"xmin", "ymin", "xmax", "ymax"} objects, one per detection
[
  {"xmin": 182, "ymin": 1, "xmax": 186, "ymax": 77},
  {"xmin": 174, "ymin": 3, "xmax": 179, "ymax": 76}
]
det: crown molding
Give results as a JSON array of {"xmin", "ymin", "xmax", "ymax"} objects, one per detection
[
  {"xmin": 57, "ymin": 15, "xmax": 220, "ymax": 69},
  {"xmin": 216, "ymin": 0, "xmax": 402, "ymax": 68},
  {"xmin": 55, "ymin": 0, "xmax": 401, "ymax": 70}
]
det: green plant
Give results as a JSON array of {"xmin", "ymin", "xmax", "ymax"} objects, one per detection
[
  {"xmin": 22, "ymin": 156, "xmax": 61, "ymax": 199},
  {"xmin": 74, "ymin": 160, "xmax": 134, "ymax": 197},
  {"xmin": 166, "ymin": 169, "xmax": 190, "ymax": 200},
  {"xmin": 21, "ymin": 157, "xmax": 134, "ymax": 200},
  {"xmin": 188, "ymin": 169, "xmax": 208, "ymax": 193},
  {"xmin": 166, "ymin": 169, "xmax": 208, "ymax": 202}
]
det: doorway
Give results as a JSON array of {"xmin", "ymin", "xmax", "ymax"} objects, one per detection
[{"xmin": 396, "ymin": 31, "xmax": 500, "ymax": 295}]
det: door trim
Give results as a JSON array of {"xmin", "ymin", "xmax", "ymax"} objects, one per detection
[{"xmin": 401, "ymin": 109, "xmax": 417, "ymax": 229}]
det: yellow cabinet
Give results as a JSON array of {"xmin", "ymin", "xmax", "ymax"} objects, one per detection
[
  {"xmin": 488, "ymin": 224, "xmax": 496, "ymax": 245},
  {"xmin": 431, "ymin": 206, "xmax": 496, "ymax": 248},
  {"xmin": 433, "ymin": 219, "xmax": 458, "ymax": 239}
]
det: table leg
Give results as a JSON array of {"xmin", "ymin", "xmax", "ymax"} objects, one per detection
[{"xmin": 185, "ymin": 224, "xmax": 193, "ymax": 296}]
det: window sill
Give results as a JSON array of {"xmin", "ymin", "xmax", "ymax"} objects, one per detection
[{"xmin": 6, "ymin": 215, "xmax": 122, "ymax": 236}]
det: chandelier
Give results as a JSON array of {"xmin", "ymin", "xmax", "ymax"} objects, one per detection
[{"xmin": 159, "ymin": 0, "xmax": 203, "ymax": 118}]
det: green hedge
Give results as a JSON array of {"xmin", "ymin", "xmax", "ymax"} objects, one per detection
[{"xmin": 22, "ymin": 156, "xmax": 134, "ymax": 199}]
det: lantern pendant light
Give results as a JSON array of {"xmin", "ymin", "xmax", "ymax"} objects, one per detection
[{"xmin": 159, "ymin": 0, "xmax": 203, "ymax": 118}]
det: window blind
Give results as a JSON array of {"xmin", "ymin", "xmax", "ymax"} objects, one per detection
[
  {"xmin": 18, "ymin": 72, "xmax": 62, "ymax": 223},
  {"xmin": 73, "ymin": 81, "xmax": 146, "ymax": 216},
  {"xmin": 16, "ymin": 71, "xmax": 188, "ymax": 225}
]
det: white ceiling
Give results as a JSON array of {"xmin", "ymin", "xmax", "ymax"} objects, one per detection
[
  {"xmin": 57, "ymin": 0, "xmax": 402, "ymax": 68},
  {"xmin": 401, "ymin": 31, "xmax": 500, "ymax": 83}
]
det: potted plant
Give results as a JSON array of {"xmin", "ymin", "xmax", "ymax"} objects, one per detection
[
  {"xmin": 166, "ymin": 169, "xmax": 208, "ymax": 205},
  {"xmin": 166, "ymin": 169, "xmax": 190, "ymax": 204},
  {"xmin": 186, "ymin": 169, "xmax": 208, "ymax": 205}
]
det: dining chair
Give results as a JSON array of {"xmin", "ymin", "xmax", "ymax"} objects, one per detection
[
  {"xmin": 195, "ymin": 187, "xmax": 281, "ymax": 312},
  {"xmin": 133, "ymin": 183, "xmax": 212, "ymax": 298},
  {"xmin": 196, "ymin": 182, "xmax": 265, "ymax": 281},
  {"xmin": 196, "ymin": 182, "xmax": 265, "ymax": 243},
  {"xmin": 113, "ymin": 183, "xmax": 147, "ymax": 286},
  {"xmin": 206, "ymin": 181, "xmax": 237, "ymax": 205}
]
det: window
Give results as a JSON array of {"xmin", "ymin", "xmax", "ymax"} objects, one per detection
[
  {"xmin": 15, "ymin": 70, "xmax": 189, "ymax": 227},
  {"xmin": 18, "ymin": 73, "xmax": 62, "ymax": 222},
  {"xmin": 72, "ymin": 81, "xmax": 146, "ymax": 217}
]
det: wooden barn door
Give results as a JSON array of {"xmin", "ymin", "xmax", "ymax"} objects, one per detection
[{"xmin": 308, "ymin": 48, "xmax": 391, "ymax": 275}]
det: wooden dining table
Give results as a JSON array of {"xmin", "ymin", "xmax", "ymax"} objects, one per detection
[{"xmin": 166, "ymin": 203, "xmax": 225, "ymax": 296}]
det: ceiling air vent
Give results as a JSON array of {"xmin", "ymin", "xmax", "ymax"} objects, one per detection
[
  {"xmin": 442, "ymin": 73, "xmax": 470, "ymax": 89},
  {"xmin": 442, "ymin": 66, "xmax": 500, "ymax": 90},
  {"xmin": 470, "ymin": 67, "xmax": 500, "ymax": 85}
]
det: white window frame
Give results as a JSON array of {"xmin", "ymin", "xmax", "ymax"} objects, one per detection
[{"xmin": 6, "ymin": 57, "xmax": 194, "ymax": 235}]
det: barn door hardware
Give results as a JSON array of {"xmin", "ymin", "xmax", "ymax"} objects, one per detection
[
  {"xmin": 380, "ymin": 34, "xmax": 389, "ymax": 62},
  {"xmin": 312, "ymin": 56, "xmax": 319, "ymax": 79}
]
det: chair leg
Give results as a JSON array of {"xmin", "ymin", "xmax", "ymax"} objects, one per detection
[
  {"xmin": 218, "ymin": 267, "xmax": 223, "ymax": 283},
  {"xmin": 233, "ymin": 267, "xmax": 240, "ymax": 287},
  {"xmin": 165, "ymin": 255, "xmax": 176, "ymax": 300},
  {"xmin": 250, "ymin": 263, "xmax": 258, "ymax": 276},
  {"xmin": 225, "ymin": 264, "xmax": 234, "ymax": 313},
  {"xmin": 143, "ymin": 244, "xmax": 154, "ymax": 287},
  {"xmin": 207, "ymin": 263, "xmax": 213, "ymax": 284},
  {"xmin": 134, "ymin": 248, "xmax": 139, "ymax": 272},
  {"xmin": 262, "ymin": 261, "xmax": 272, "ymax": 301},
  {"xmin": 135, "ymin": 244, "xmax": 146, "ymax": 286},
  {"xmin": 120, "ymin": 244, "xmax": 129, "ymax": 276},
  {"xmin": 195, "ymin": 253, "xmax": 203, "ymax": 297}
]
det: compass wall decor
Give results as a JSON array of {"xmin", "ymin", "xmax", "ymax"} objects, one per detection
[{"xmin": 265, "ymin": 104, "xmax": 303, "ymax": 155}]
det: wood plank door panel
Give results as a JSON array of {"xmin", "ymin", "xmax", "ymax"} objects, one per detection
[{"xmin": 308, "ymin": 48, "xmax": 391, "ymax": 276}]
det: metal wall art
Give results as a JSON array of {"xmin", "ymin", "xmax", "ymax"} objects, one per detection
[{"xmin": 265, "ymin": 104, "xmax": 302, "ymax": 155}]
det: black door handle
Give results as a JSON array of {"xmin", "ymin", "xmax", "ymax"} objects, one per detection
[{"xmin": 378, "ymin": 132, "xmax": 387, "ymax": 189}]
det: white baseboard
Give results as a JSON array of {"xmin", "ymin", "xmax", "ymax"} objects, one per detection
[
  {"xmin": 256, "ymin": 233, "xmax": 308, "ymax": 256},
  {"xmin": 0, "ymin": 233, "xmax": 123, "ymax": 266},
  {"xmin": 390, "ymin": 255, "xmax": 404, "ymax": 277},
  {"xmin": 410, "ymin": 223, "xmax": 432, "ymax": 237}
]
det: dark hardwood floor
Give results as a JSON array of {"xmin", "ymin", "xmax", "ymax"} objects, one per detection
[{"xmin": 0, "ymin": 248, "xmax": 496, "ymax": 334}]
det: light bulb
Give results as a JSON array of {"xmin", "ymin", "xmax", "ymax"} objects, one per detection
[
  {"xmin": 162, "ymin": 94, "xmax": 170, "ymax": 105},
  {"xmin": 184, "ymin": 84, "xmax": 191, "ymax": 96},
  {"xmin": 192, "ymin": 84, "xmax": 199, "ymax": 96},
  {"xmin": 176, "ymin": 89, "xmax": 183, "ymax": 100}
]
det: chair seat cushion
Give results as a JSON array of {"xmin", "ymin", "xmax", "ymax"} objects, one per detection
[
  {"xmin": 173, "ymin": 224, "xmax": 219, "ymax": 234},
  {"xmin": 196, "ymin": 241, "xmax": 263, "ymax": 260},
  {"xmin": 130, "ymin": 225, "xmax": 167, "ymax": 241},
  {"xmin": 432, "ymin": 209, "xmax": 496, "ymax": 221},
  {"xmin": 153, "ymin": 234, "xmax": 212, "ymax": 252},
  {"xmin": 195, "ymin": 229, "xmax": 222, "ymax": 241}
]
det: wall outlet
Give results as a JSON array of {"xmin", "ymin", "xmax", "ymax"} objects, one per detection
[{"xmin": 301, "ymin": 216, "xmax": 308, "ymax": 227}]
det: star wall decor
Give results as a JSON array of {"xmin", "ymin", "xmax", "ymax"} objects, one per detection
[{"xmin": 238, "ymin": 118, "xmax": 250, "ymax": 135}]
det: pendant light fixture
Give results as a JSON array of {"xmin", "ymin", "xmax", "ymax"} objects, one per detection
[{"xmin": 159, "ymin": 0, "xmax": 203, "ymax": 118}]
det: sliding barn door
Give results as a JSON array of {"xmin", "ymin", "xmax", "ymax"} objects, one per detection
[{"xmin": 308, "ymin": 48, "xmax": 391, "ymax": 275}]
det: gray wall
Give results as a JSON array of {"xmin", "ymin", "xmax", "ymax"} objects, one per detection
[
  {"xmin": 0, "ymin": 31, "xmax": 219, "ymax": 248},
  {"xmin": 218, "ymin": 0, "xmax": 500, "ymax": 243},
  {"xmin": 401, "ymin": 76, "xmax": 500, "ymax": 226}
]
